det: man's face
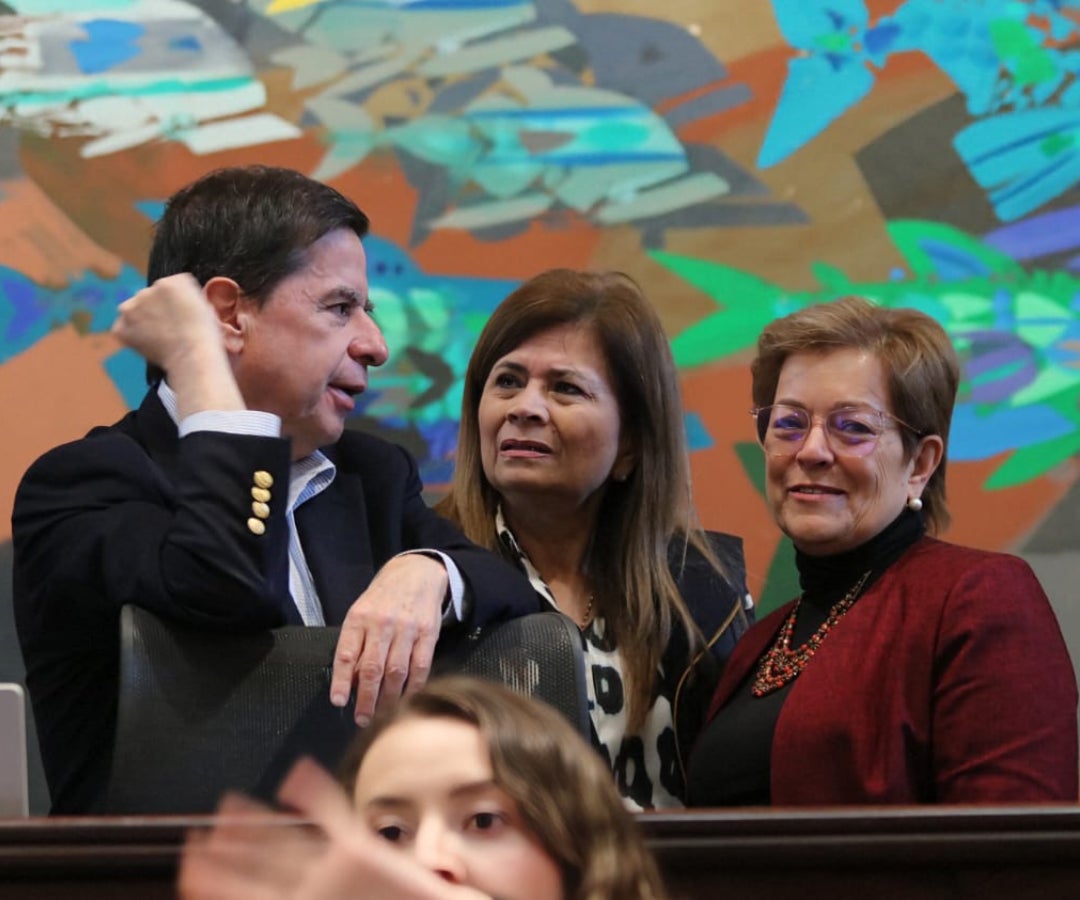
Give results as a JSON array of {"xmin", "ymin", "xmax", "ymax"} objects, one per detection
[{"xmin": 233, "ymin": 228, "xmax": 388, "ymax": 459}]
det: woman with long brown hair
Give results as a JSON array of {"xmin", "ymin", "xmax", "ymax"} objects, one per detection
[{"xmin": 437, "ymin": 268, "xmax": 752, "ymax": 808}]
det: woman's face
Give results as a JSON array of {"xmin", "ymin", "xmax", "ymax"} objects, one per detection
[
  {"xmin": 353, "ymin": 716, "xmax": 564, "ymax": 900},
  {"xmin": 764, "ymin": 347, "xmax": 933, "ymax": 556},
  {"xmin": 477, "ymin": 322, "xmax": 631, "ymax": 517}
]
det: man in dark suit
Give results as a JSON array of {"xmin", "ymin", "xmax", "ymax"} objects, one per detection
[{"xmin": 12, "ymin": 166, "xmax": 537, "ymax": 813}]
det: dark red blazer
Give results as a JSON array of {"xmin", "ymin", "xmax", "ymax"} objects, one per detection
[{"xmin": 703, "ymin": 537, "xmax": 1078, "ymax": 804}]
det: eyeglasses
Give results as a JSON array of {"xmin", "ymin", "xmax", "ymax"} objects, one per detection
[{"xmin": 750, "ymin": 404, "xmax": 923, "ymax": 458}]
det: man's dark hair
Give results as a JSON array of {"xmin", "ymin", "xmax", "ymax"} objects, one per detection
[{"xmin": 144, "ymin": 165, "xmax": 370, "ymax": 383}]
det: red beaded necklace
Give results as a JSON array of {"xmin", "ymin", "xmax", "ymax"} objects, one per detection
[{"xmin": 751, "ymin": 570, "xmax": 872, "ymax": 697}]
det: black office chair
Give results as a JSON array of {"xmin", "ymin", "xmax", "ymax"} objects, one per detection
[{"xmin": 102, "ymin": 607, "xmax": 588, "ymax": 814}]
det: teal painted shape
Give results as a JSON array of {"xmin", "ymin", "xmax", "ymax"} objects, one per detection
[{"xmin": 104, "ymin": 346, "xmax": 148, "ymax": 410}]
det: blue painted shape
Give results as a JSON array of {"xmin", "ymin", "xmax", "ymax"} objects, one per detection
[
  {"xmin": 168, "ymin": 35, "xmax": 201, "ymax": 53},
  {"xmin": 864, "ymin": 22, "xmax": 901, "ymax": 58},
  {"xmin": 0, "ymin": 265, "xmax": 146, "ymax": 365},
  {"xmin": 0, "ymin": 270, "xmax": 38, "ymax": 345},
  {"xmin": 757, "ymin": 53, "xmax": 874, "ymax": 167},
  {"xmin": 954, "ymin": 108, "xmax": 1080, "ymax": 221},
  {"xmin": 69, "ymin": 19, "xmax": 145, "ymax": 75},
  {"xmin": 104, "ymin": 347, "xmax": 148, "ymax": 410},
  {"xmin": 684, "ymin": 411, "xmax": 714, "ymax": 452},
  {"xmin": 950, "ymin": 403, "xmax": 1076, "ymax": 460},
  {"xmin": 135, "ymin": 200, "xmax": 166, "ymax": 222},
  {"xmin": 918, "ymin": 238, "xmax": 993, "ymax": 280}
]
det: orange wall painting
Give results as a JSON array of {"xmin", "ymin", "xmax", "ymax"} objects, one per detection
[{"xmin": 3, "ymin": 0, "xmax": 1080, "ymax": 620}]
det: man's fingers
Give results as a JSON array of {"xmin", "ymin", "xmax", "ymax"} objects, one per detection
[
  {"xmin": 352, "ymin": 629, "xmax": 393, "ymax": 725},
  {"xmin": 329, "ymin": 626, "xmax": 363, "ymax": 708},
  {"xmin": 401, "ymin": 629, "xmax": 437, "ymax": 699},
  {"xmin": 375, "ymin": 633, "xmax": 415, "ymax": 712}
]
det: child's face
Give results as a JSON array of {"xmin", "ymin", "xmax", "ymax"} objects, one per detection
[{"xmin": 353, "ymin": 716, "xmax": 564, "ymax": 900}]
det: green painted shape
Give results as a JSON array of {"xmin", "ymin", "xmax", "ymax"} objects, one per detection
[
  {"xmin": 1010, "ymin": 365, "xmax": 1080, "ymax": 406},
  {"xmin": 1016, "ymin": 322, "xmax": 1068, "ymax": 350},
  {"xmin": 758, "ymin": 538, "xmax": 799, "ymax": 617},
  {"xmin": 731, "ymin": 440, "xmax": 798, "ymax": 615},
  {"xmin": 1041, "ymin": 132, "xmax": 1074, "ymax": 157},
  {"xmin": 652, "ymin": 251, "xmax": 782, "ymax": 366},
  {"xmin": 989, "ymin": 19, "xmax": 1057, "ymax": 86},
  {"xmin": 734, "ymin": 440, "xmax": 765, "ymax": 497},
  {"xmin": 985, "ymin": 431, "xmax": 1080, "ymax": 490},
  {"xmin": 809, "ymin": 261, "xmax": 853, "ymax": 292},
  {"xmin": 938, "ymin": 291, "xmax": 995, "ymax": 323},
  {"xmin": 886, "ymin": 219, "xmax": 1026, "ymax": 279}
]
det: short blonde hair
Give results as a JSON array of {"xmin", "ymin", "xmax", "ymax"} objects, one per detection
[{"xmin": 751, "ymin": 296, "xmax": 959, "ymax": 533}]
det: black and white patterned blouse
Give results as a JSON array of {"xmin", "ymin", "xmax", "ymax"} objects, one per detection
[{"xmin": 495, "ymin": 508, "xmax": 683, "ymax": 810}]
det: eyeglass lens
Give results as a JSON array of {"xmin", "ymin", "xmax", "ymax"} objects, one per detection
[{"xmin": 754, "ymin": 405, "xmax": 890, "ymax": 457}]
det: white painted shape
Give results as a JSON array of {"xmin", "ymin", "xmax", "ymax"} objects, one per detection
[{"xmin": 178, "ymin": 112, "xmax": 302, "ymax": 154}]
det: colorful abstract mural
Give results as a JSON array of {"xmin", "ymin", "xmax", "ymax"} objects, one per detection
[{"xmin": 3, "ymin": 0, "xmax": 1080, "ymax": 632}]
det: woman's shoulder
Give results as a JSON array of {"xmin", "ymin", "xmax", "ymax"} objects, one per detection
[
  {"xmin": 668, "ymin": 530, "xmax": 751, "ymax": 618},
  {"xmin": 892, "ymin": 536, "xmax": 1043, "ymax": 598},
  {"xmin": 702, "ymin": 529, "xmax": 745, "ymax": 561},
  {"xmin": 670, "ymin": 530, "xmax": 746, "ymax": 580},
  {"xmin": 902, "ymin": 535, "xmax": 1034, "ymax": 573}
]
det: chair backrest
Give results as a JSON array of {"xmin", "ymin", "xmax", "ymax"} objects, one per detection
[
  {"xmin": 0, "ymin": 683, "xmax": 29, "ymax": 817},
  {"xmin": 102, "ymin": 607, "xmax": 588, "ymax": 814},
  {"xmin": 433, "ymin": 610, "xmax": 591, "ymax": 737}
]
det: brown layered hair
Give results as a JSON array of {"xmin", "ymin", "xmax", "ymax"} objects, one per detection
[
  {"xmin": 751, "ymin": 295, "xmax": 959, "ymax": 533},
  {"xmin": 341, "ymin": 676, "xmax": 667, "ymax": 900},
  {"xmin": 437, "ymin": 268, "xmax": 724, "ymax": 730}
]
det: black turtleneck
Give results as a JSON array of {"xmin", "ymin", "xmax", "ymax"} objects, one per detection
[{"xmin": 686, "ymin": 509, "xmax": 925, "ymax": 807}]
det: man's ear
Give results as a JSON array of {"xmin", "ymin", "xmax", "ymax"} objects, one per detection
[{"xmin": 204, "ymin": 277, "xmax": 247, "ymax": 354}]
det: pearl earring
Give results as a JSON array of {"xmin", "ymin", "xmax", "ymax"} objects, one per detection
[{"xmin": 907, "ymin": 496, "xmax": 923, "ymax": 512}]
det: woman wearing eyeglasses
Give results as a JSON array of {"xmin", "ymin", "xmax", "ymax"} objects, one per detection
[{"xmin": 687, "ymin": 296, "xmax": 1078, "ymax": 806}]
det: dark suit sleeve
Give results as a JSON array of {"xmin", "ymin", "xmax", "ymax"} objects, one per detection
[
  {"xmin": 13, "ymin": 428, "xmax": 293, "ymax": 633},
  {"xmin": 382, "ymin": 443, "xmax": 540, "ymax": 628},
  {"xmin": 13, "ymin": 422, "xmax": 298, "ymax": 812}
]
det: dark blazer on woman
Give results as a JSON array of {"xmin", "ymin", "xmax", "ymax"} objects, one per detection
[
  {"xmin": 698, "ymin": 537, "xmax": 1078, "ymax": 804},
  {"xmin": 13, "ymin": 389, "xmax": 537, "ymax": 813},
  {"xmin": 665, "ymin": 531, "xmax": 753, "ymax": 778}
]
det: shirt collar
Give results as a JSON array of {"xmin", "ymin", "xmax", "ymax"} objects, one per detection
[{"xmin": 157, "ymin": 380, "xmax": 335, "ymax": 505}]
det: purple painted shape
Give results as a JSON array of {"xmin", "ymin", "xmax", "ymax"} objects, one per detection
[
  {"xmin": 983, "ymin": 205, "xmax": 1080, "ymax": 260},
  {"xmin": 2, "ymin": 272, "xmax": 38, "ymax": 344},
  {"xmin": 964, "ymin": 331, "xmax": 1037, "ymax": 404}
]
